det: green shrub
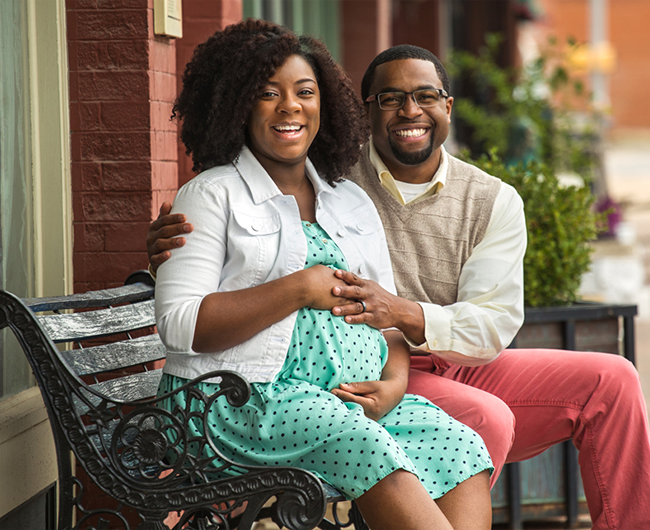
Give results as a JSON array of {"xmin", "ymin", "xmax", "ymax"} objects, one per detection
[
  {"xmin": 450, "ymin": 35, "xmax": 608, "ymax": 306},
  {"xmin": 448, "ymin": 34, "xmax": 600, "ymax": 181},
  {"xmin": 463, "ymin": 151, "xmax": 604, "ymax": 307}
]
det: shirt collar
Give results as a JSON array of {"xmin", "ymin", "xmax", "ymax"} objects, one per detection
[
  {"xmin": 234, "ymin": 146, "xmax": 338, "ymax": 204},
  {"xmin": 368, "ymin": 140, "xmax": 448, "ymax": 204}
]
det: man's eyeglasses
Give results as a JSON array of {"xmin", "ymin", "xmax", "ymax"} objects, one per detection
[{"xmin": 365, "ymin": 88, "xmax": 450, "ymax": 110}]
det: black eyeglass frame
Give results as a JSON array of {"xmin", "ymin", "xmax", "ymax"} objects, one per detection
[{"xmin": 365, "ymin": 88, "xmax": 450, "ymax": 110}]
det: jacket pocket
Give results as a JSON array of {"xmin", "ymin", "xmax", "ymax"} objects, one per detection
[
  {"xmin": 336, "ymin": 206, "xmax": 383, "ymax": 277},
  {"xmin": 231, "ymin": 209, "xmax": 282, "ymax": 235},
  {"xmin": 338, "ymin": 204, "xmax": 381, "ymax": 237},
  {"xmin": 224, "ymin": 210, "xmax": 282, "ymax": 288}
]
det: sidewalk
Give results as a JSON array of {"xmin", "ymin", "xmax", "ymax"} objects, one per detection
[{"xmin": 598, "ymin": 132, "xmax": 650, "ymax": 415}]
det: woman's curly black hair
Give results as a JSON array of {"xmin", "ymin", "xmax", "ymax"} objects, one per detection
[{"xmin": 173, "ymin": 19, "xmax": 369, "ymax": 185}]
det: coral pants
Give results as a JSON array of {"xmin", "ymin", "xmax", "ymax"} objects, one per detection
[{"xmin": 408, "ymin": 349, "xmax": 650, "ymax": 530}]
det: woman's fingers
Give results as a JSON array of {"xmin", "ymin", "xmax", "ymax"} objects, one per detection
[{"xmin": 334, "ymin": 269, "xmax": 363, "ymax": 285}]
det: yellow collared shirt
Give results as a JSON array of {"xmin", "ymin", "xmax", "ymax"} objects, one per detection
[{"xmin": 367, "ymin": 140, "xmax": 447, "ymax": 204}]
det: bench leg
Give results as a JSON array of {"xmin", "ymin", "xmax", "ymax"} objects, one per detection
[
  {"xmin": 565, "ymin": 441, "xmax": 580, "ymax": 528},
  {"xmin": 318, "ymin": 501, "xmax": 368, "ymax": 530},
  {"xmin": 507, "ymin": 462, "xmax": 522, "ymax": 530}
]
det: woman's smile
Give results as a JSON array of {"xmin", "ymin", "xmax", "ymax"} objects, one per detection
[{"xmin": 271, "ymin": 122, "xmax": 307, "ymax": 139}]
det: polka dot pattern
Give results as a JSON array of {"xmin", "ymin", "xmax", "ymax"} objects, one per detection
[{"xmin": 158, "ymin": 222, "xmax": 493, "ymax": 501}]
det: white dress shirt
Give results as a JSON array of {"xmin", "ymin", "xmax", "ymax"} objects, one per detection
[
  {"xmin": 369, "ymin": 142, "xmax": 526, "ymax": 365},
  {"xmin": 155, "ymin": 146, "xmax": 396, "ymax": 383}
]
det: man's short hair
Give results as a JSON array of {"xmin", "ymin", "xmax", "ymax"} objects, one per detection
[{"xmin": 361, "ymin": 44, "xmax": 450, "ymax": 102}]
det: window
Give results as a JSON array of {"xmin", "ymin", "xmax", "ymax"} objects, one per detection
[
  {"xmin": 0, "ymin": 0, "xmax": 35, "ymax": 401},
  {"xmin": 0, "ymin": 0, "xmax": 72, "ymax": 400},
  {"xmin": 243, "ymin": 0, "xmax": 341, "ymax": 63}
]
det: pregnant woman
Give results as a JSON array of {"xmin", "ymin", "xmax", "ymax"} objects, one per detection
[{"xmin": 155, "ymin": 19, "xmax": 493, "ymax": 530}]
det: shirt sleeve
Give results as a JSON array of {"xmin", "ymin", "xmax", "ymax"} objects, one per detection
[
  {"xmin": 154, "ymin": 179, "xmax": 229, "ymax": 354},
  {"xmin": 408, "ymin": 182, "xmax": 526, "ymax": 365}
]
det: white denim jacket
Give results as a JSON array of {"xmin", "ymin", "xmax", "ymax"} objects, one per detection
[{"xmin": 155, "ymin": 146, "xmax": 396, "ymax": 383}]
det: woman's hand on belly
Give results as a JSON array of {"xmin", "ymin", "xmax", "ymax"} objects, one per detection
[
  {"xmin": 331, "ymin": 379, "xmax": 405, "ymax": 421},
  {"xmin": 192, "ymin": 265, "xmax": 350, "ymax": 352},
  {"xmin": 302, "ymin": 265, "xmax": 352, "ymax": 310},
  {"xmin": 331, "ymin": 330, "xmax": 411, "ymax": 420}
]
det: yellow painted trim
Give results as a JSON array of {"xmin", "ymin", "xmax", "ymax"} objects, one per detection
[
  {"xmin": 26, "ymin": 0, "xmax": 72, "ymax": 298},
  {"xmin": 0, "ymin": 388, "xmax": 56, "ymax": 518},
  {"xmin": 0, "ymin": 387, "xmax": 48, "ymax": 446}
]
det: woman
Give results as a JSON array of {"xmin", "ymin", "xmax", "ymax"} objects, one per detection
[{"xmin": 155, "ymin": 19, "xmax": 492, "ymax": 530}]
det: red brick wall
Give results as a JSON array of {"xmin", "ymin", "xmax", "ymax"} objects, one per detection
[
  {"xmin": 176, "ymin": 0, "xmax": 242, "ymax": 186},
  {"xmin": 68, "ymin": 0, "xmax": 178, "ymax": 291}
]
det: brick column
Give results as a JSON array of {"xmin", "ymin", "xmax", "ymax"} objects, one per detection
[
  {"xmin": 67, "ymin": 0, "xmax": 178, "ymax": 291},
  {"xmin": 176, "ymin": 0, "xmax": 242, "ymax": 186},
  {"xmin": 392, "ymin": 0, "xmax": 442, "ymax": 57},
  {"xmin": 341, "ymin": 0, "xmax": 391, "ymax": 94}
]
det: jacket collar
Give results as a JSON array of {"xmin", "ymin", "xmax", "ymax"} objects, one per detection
[{"xmin": 234, "ymin": 146, "xmax": 339, "ymax": 205}]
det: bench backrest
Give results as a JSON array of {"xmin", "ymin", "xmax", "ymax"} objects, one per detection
[{"xmin": 27, "ymin": 280, "xmax": 162, "ymax": 393}]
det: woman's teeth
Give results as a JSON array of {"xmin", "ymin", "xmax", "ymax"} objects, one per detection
[
  {"xmin": 394, "ymin": 128, "xmax": 427, "ymax": 137},
  {"xmin": 274, "ymin": 125, "xmax": 301, "ymax": 132}
]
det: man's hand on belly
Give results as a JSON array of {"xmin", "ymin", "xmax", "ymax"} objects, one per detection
[{"xmin": 331, "ymin": 270, "xmax": 426, "ymax": 345}]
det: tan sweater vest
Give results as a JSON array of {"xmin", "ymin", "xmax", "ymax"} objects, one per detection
[{"xmin": 348, "ymin": 144, "xmax": 502, "ymax": 306}]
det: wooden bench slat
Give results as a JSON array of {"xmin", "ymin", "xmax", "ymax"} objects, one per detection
[
  {"xmin": 73, "ymin": 369, "xmax": 163, "ymax": 414},
  {"xmin": 24, "ymin": 282, "xmax": 154, "ymax": 312},
  {"xmin": 91, "ymin": 369, "xmax": 162, "ymax": 401},
  {"xmin": 61, "ymin": 334, "xmax": 166, "ymax": 376},
  {"xmin": 38, "ymin": 299, "xmax": 156, "ymax": 343}
]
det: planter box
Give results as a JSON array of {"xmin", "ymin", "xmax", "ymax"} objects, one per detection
[{"xmin": 490, "ymin": 302, "xmax": 637, "ymax": 529}]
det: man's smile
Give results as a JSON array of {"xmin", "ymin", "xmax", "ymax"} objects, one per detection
[{"xmin": 392, "ymin": 126, "xmax": 430, "ymax": 140}]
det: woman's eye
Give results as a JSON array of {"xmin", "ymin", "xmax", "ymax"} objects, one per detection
[
  {"xmin": 299, "ymin": 89, "xmax": 314, "ymax": 96},
  {"xmin": 261, "ymin": 91, "xmax": 278, "ymax": 98}
]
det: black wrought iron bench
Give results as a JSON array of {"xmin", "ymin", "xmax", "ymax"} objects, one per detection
[{"xmin": 0, "ymin": 271, "xmax": 366, "ymax": 530}]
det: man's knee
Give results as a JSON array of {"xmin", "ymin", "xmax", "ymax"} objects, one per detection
[
  {"xmin": 606, "ymin": 354, "xmax": 639, "ymax": 383},
  {"xmin": 437, "ymin": 390, "xmax": 514, "ymax": 480},
  {"xmin": 566, "ymin": 351, "xmax": 642, "ymax": 396},
  {"xmin": 448, "ymin": 394, "xmax": 514, "ymax": 487},
  {"xmin": 593, "ymin": 353, "xmax": 643, "ymax": 406},
  {"xmin": 464, "ymin": 395, "xmax": 515, "ymax": 473}
]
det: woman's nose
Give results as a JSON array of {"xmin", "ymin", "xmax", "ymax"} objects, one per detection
[{"xmin": 278, "ymin": 93, "xmax": 301, "ymax": 113}]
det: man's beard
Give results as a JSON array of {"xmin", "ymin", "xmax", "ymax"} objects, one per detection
[{"xmin": 388, "ymin": 131, "xmax": 434, "ymax": 165}]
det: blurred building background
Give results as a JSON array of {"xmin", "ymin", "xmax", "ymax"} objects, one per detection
[{"xmin": 1, "ymin": 0, "xmax": 649, "ymax": 527}]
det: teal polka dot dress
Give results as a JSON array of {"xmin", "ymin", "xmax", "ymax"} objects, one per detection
[{"xmin": 158, "ymin": 222, "xmax": 492, "ymax": 500}]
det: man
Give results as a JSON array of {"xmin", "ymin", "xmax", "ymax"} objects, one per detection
[{"xmin": 147, "ymin": 45, "xmax": 650, "ymax": 529}]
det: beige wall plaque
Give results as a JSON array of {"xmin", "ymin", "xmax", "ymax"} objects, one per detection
[{"xmin": 154, "ymin": 0, "xmax": 183, "ymax": 38}]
